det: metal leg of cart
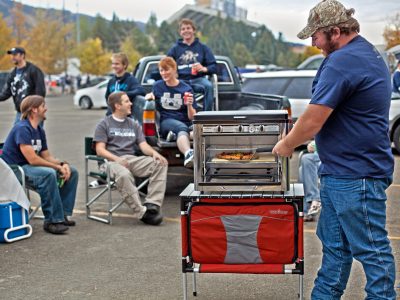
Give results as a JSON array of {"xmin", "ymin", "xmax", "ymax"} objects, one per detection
[
  {"xmin": 192, "ymin": 272, "xmax": 197, "ymax": 296},
  {"xmin": 298, "ymin": 274, "xmax": 304, "ymax": 300},
  {"xmin": 183, "ymin": 273, "xmax": 188, "ymax": 300}
]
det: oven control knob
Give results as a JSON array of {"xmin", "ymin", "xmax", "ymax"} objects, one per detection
[{"xmin": 249, "ymin": 124, "xmax": 255, "ymax": 133}]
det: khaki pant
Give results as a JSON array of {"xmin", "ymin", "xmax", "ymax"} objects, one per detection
[{"xmin": 102, "ymin": 155, "xmax": 168, "ymax": 218}]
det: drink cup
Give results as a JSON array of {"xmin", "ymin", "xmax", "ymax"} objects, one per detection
[
  {"xmin": 191, "ymin": 63, "xmax": 198, "ymax": 76},
  {"xmin": 183, "ymin": 92, "xmax": 191, "ymax": 105}
]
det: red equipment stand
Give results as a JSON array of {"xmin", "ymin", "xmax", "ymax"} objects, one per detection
[{"xmin": 180, "ymin": 183, "xmax": 304, "ymax": 300}]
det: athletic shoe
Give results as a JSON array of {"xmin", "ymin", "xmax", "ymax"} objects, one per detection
[{"xmin": 184, "ymin": 150, "xmax": 194, "ymax": 168}]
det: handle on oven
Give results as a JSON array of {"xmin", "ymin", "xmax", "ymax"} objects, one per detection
[
  {"xmin": 233, "ymin": 116, "xmax": 247, "ymax": 119},
  {"xmin": 255, "ymin": 146, "xmax": 274, "ymax": 153}
]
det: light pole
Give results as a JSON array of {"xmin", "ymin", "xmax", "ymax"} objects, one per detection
[{"xmin": 76, "ymin": 0, "xmax": 80, "ymax": 45}]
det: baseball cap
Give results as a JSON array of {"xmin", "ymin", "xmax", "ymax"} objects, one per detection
[
  {"xmin": 7, "ymin": 47, "xmax": 26, "ymax": 55},
  {"xmin": 297, "ymin": 0, "xmax": 355, "ymax": 40}
]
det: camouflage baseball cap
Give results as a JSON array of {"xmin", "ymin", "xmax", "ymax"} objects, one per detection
[{"xmin": 297, "ymin": 0, "xmax": 354, "ymax": 39}]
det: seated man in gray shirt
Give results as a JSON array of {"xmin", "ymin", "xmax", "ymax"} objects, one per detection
[{"xmin": 93, "ymin": 91, "xmax": 168, "ymax": 225}]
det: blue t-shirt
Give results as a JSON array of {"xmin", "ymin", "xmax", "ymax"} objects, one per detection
[
  {"xmin": 2, "ymin": 119, "xmax": 48, "ymax": 166},
  {"xmin": 310, "ymin": 35, "xmax": 393, "ymax": 178},
  {"xmin": 152, "ymin": 80, "xmax": 196, "ymax": 123}
]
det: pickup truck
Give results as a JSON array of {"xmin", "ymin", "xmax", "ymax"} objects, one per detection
[{"xmin": 132, "ymin": 55, "xmax": 291, "ymax": 166}]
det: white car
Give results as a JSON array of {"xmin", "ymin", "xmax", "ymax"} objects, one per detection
[
  {"xmin": 73, "ymin": 79, "xmax": 108, "ymax": 109},
  {"xmin": 242, "ymin": 69, "xmax": 316, "ymax": 121}
]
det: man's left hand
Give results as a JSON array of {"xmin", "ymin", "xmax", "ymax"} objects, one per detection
[{"xmin": 60, "ymin": 163, "xmax": 71, "ymax": 181}]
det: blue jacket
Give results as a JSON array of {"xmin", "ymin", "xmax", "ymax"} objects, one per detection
[
  {"xmin": 105, "ymin": 72, "xmax": 145, "ymax": 103},
  {"xmin": 167, "ymin": 38, "xmax": 217, "ymax": 81}
]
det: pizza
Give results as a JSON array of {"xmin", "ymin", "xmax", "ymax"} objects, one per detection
[{"xmin": 216, "ymin": 151, "xmax": 254, "ymax": 160}]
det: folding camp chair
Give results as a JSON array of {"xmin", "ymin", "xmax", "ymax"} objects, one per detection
[{"xmin": 84, "ymin": 137, "xmax": 149, "ymax": 224}]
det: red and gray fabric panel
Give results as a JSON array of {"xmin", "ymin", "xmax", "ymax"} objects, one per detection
[{"xmin": 189, "ymin": 203, "xmax": 297, "ymax": 265}]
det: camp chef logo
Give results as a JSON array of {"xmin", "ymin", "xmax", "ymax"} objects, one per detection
[{"xmin": 269, "ymin": 209, "xmax": 289, "ymax": 215}]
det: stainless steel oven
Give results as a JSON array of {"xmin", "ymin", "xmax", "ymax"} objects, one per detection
[{"xmin": 193, "ymin": 110, "xmax": 290, "ymax": 192}]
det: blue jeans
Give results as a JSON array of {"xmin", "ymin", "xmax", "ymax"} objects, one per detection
[
  {"xmin": 160, "ymin": 118, "xmax": 191, "ymax": 138},
  {"xmin": 311, "ymin": 175, "xmax": 396, "ymax": 300},
  {"xmin": 190, "ymin": 77, "xmax": 214, "ymax": 111},
  {"xmin": 299, "ymin": 152, "xmax": 321, "ymax": 213},
  {"xmin": 22, "ymin": 165, "xmax": 78, "ymax": 223}
]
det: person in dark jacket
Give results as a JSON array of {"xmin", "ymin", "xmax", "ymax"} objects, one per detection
[
  {"xmin": 167, "ymin": 19, "xmax": 217, "ymax": 111},
  {"xmin": 0, "ymin": 47, "xmax": 46, "ymax": 125},
  {"xmin": 105, "ymin": 53, "xmax": 145, "ymax": 117}
]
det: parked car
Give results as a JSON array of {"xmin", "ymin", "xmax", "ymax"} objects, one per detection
[
  {"xmin": 242, "ymin": 69, "xmax": 316, "ymax": 121},
  {"xmin": 73, "ymin": 79, "xmax": 108, "ymax": 109},
  {"xmin": 297, "ymin": 54, "xmax": 324, "ymax": 70},
  {"xmin": 389, "ymin": 93, "xmax": 400, "ymax": 152}
]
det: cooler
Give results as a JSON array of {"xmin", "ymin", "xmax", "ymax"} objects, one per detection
[{"xmin": 0, "ymin": 201, "xmax": 32, "ymax": 243}]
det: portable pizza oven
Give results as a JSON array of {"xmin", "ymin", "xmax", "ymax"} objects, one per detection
[{"xmin": 193, "ymin": 110, "xmax": 290, "ymax": 192}]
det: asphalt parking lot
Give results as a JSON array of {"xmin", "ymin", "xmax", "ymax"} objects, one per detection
[{"xmin": 1, "ymin": 95, "xmax": 400, "ymax": 299}]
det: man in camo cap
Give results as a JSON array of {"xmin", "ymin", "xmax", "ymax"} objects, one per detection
[{"xmin": 273, "ymin": 0, "xmax": 396, "ymax": 299}]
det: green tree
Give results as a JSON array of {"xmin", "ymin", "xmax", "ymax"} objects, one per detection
[
  {"xmin": 146, "ymin": 13, "xmax": 159, "ymax": 44},
  {"xmin": 206, "ymin": 18, "xmax": 234, "ymax": 56},
  {"xmin": 120, "ymin": 36, "xmax": 141, "ymax": 72},
  {"xmin": 92, "ymin": 14, "xmax": 112, "ymax": 50},
  {"xmin": 232, "ymin": 43, "xmax": 254, "ymax": 67},
  {"xmin": 156, "ymin": 21, "xmax": 178, "ymax": 53},
  {"xmin": 252, "ymin": 28, "xmax": 276, "ymax": 65},
  {"xmin": 130, "ymin": 27, "xmax": 156, "ymax": 56},
  {"xmin": 78, "ymin": 38, "xmax": 111, "ymax": 75},
  {"xmin": 0, "ymin": 14, "xmax": 15, "ymax": 70}
]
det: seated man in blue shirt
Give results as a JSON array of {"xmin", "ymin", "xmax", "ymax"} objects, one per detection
[
  {"xmin": 167, "ymin": 18, "xmax": 217, "ymax": 111},
  {"xmin": 2, "ymin": 95, "xmax": 78, "ymax": 235}
]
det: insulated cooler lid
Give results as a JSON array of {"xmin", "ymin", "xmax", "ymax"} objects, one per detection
[{"xmin": 193, "ymin": 110, "xmax": 288, "ymax": 123}]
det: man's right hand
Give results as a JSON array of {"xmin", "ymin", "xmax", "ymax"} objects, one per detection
[{"xmin": 116, "ymin": 157, "xmax": 129, "ymax": 168}]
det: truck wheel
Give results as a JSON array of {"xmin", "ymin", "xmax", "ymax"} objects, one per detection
[
  {"xmin": 393, "ymin": 125, "xmax": 400, "ymax": 153},
  {"xmin": 79, "ymin": 96, "xmax": 93, "ymax": 109}
]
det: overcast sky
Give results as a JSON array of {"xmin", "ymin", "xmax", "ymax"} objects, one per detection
[{"xmin": 19, "ymin": 0, "xmax": 400, "ymax": 45}]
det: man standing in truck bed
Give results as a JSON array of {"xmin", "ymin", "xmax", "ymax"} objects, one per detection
[{"xmin": 167, "ymin": 18, "xmax": 217, "ymax": 111}]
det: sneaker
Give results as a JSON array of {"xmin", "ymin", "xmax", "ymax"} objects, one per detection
[
  {"xmin": 63, "ymin": 216, "xmax": 76, "ymax": 226},
  {"xmin": 304, "ymin": 214, "xmax": 316, "ymax": 222},
  {"xmin": 140, "ymin": 209, "xmax": 163, "ymax": 226},
  {"xmin": 307, "ymin": 201, "xmax": 322, "ymax": 216},
  {"xmin": 89, "ymin": 179, "xmax": 107, "ymax": 189},
  {"xmin": 184, "ymin": 150, "xmax": 194, "ymax": 168},
  {"xmin": 43, "ymin": 222, "xmax": 69, "ymax": 234}
]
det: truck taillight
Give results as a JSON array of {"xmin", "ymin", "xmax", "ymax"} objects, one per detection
[{"xmin": 143, "ymin": 109, "xmax": 156, "ymax": 136}]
